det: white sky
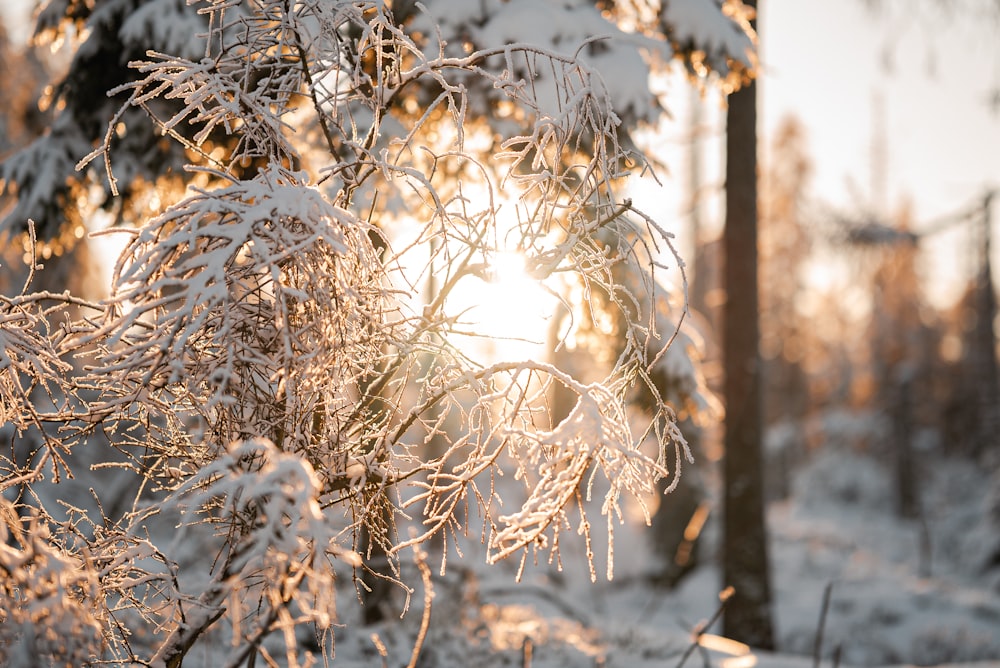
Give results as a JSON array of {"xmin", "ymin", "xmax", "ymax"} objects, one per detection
[
  {"xmin": 762, "ymin": 1, "xmax": 1000, "ymax": 217},
  {"xmin": 761, "ymin": 0, "xmax": 1000, "ymax": 306}
]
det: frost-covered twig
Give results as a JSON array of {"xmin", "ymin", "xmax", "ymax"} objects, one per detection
[{"xmin": 406, "ymin": 543, "xmax": 434, "ymax": 668}]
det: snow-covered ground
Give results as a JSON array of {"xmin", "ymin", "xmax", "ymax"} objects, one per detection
[{"xmin": 320, "ymin": 442, "xmax": 1000, "ymax": 667}]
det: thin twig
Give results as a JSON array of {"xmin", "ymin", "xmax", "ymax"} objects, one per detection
[
  {"xmin": 406, "ymin": 545, "xmax": 434, "ymax": 668},
  {"xmin": 813, "ymin": 582, "xmax": 834, "ymax": 668},
  {"xmin": 675, "ymin": 586, "xmax": 733, "ymax": 668},
  {"xmin": 370, "ymin": 633, "xmax": 389, "ymax": 668},
  {"xmin": 285, "ymin": 0, "xmax": 337, "ymax": 158}
]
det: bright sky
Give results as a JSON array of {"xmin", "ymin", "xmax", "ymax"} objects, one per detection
[
  {"xmin": 761, "ymin": 0, "xmax": 1000, "ymax": 306},
  {"xmin": 0, "ymin": 2, "xmax": 30, "ymax": 40},
  {"xmin": 763, "ymin": 1, "xmax": 1000, "ymax": 213}
]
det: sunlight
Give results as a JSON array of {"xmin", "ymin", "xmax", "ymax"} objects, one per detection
[
  {"xmin": 699, "ymin": 634, "xmax": 754, "ymax": 664},
  {"xmin": 446, "ymin": 249, "xmax": 560, "ymax": 362},
  {"xmin": 479, "ymin": 603, "xmax": 605, "ymax": 658}
]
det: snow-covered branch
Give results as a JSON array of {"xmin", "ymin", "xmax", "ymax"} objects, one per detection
[{"xmin": 0, "ymin": 0, "xmax": 752, "ymax": 663}]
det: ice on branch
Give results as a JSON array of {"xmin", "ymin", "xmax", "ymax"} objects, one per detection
[
  {"xmin": 149, "ymin": 438, "xmax": 355, "ymax": 667},
  {"xmin": 0, "ymin": 296, "xmax": 71, "ymax": 431},
  {"xmin": 172, "ymin": 438, "xmax": 361, "ymax": 573},
  {"xmin": 491, "ymin": 380, "xmax": 685, "ymax": 581}
]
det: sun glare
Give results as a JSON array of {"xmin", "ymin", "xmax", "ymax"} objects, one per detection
[{"xmin": 447, "ymin": 249, "xmax": 560, "ymax": 362}]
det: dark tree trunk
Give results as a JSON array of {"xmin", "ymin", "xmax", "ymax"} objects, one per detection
[
  {"xmin": 973, "ymin": 192, "xmax": 999, "ymax": 458},
  {"xmin": 721, "ymin": 0, "xmax": 775, "ymax": 648},
  {"xmin": 892, "ymin": 368, "xmax": 919, "ymax": 519}
]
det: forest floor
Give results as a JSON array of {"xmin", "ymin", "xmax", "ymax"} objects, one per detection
[{"xmin": 319, "ymin": 441, "xmax": 1000, "ymax": 668}]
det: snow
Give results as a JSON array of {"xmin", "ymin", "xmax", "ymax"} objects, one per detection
[
  {"xmin": 119, "ymin": 0, "xmax": 208, "ymax": 61},
  {"xmin": 470, "ymin": 0, "xmax": 666, "ymax": 122},
  {"xmin": 16, "ymin": 417, "xmax": 988, "ymax": 667},
  {"xmin": 413, "ymin": 0, "xmax": 666, "ymax": 125},
  {"xmin": 762, "ymin": 451, "xmax": 1000, "ymax": 665},
  {"xmin": 663, "ymin": 0, "xmax": 756, "ymax": 72},
  {"xmin": 314, "ymin": 440, "xmax": 1000, "ymax": 668}
]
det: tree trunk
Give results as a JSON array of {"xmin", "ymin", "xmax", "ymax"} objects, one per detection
[
  {"xmin": 892, "ymin": 367, "xmax": 919, "ymax": 519},
  {"xmin": 973, "ymin": 191, "xmax": 999, "ymax": 459},
  {"xmin": 721, "ymin": 0, "xmax": 775, "ymax": 648}
]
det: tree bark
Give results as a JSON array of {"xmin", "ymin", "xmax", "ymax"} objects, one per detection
[
  {"xmin": 721, "ymin": 0, "xmax": 775, "ymax": 648},
  {"xmin": 973, "ymin": 191, "xmax": 999, "ymax": 459}
]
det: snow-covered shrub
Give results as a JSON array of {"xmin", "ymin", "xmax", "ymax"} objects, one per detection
[
  {"xmin": 0, "ymin": 0, "xmax": 754, "ymax": 664},
  {"xmin": 0, "ymin": 286, "xmax": 71, "ymax": 433},
  {"xmin": 0, "ymin": 502, "xmax": 105, "ymax": 666}
]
